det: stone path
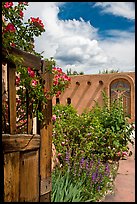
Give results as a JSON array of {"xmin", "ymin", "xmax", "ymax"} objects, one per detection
[{"xmin": 102, "ymin": 131, "xmax": 135, "ymax": 202}]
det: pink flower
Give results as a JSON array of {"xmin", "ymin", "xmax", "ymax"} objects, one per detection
[
  {"xmin": 27, "ymin": 67, "xmax": 35, "ymax": 78},
  {"xmin": 52, "ymin": 114, "xmax": 56, "ymax": 122},
  {"xmin": 131, "ymin": 124, "xmax": 135, "ymax": 130},
  {"xmin": 56, "ymin": 91, "xmax": 61, "ymax": 97},
  {"xmin": 52, "ymin": 67, "xmax": 58, "ymax": 71},
  {"xmin": 61, "ymin": 142, "xmax": 65, "ymax": 146},
  {"xmin": 27, "ymin": 67, "xmax": 31, "ymax": 72},
  {"xmin": 19, "ymin": 10, "xmax": 24, "ymax": 18},
  {"xmin": 4, "ymin": 2, "xmax": 13, "ymax": 8},
  {"xmin": 16, "ymin": 76, "xmax": 20, "ymax": 85},
  {"xmin": 122, "ymin": 151, "xmax": 128, "ymax": 156},
  {"xmin": 5, "ymin": 23, "xmax": 16, "ymax": 32},
  {"xmin": 18, "ymin": 2, "xmax": 28, "ymax": 5},
  {"xmin": 31, "ymin": 79, "xmax": 37, "ymax": 87},
  {"xmin": 58, "ymin": 153, "xmax": 62, "ymax": 157},
  {"xmin": 53, "ymin": 80, "xmax": 58, "ymax": 86},
  {"xmin": 57, "ymin": 67, "xmax": 62, "ymax": 73},
  {"xmin": 16, "ymin": 98, "xmax": 21, "ymax": 103},
  {"xmin": 116, "ymin": 152, "xmax": 121, "ymax": 157},
  {"xmin": 30, "ymin": 17, "xmax": 44, "ymax": 29}
]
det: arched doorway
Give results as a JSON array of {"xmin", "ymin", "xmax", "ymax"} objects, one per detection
[{"xmin": 110, "ymin": 78, "xmax": 131, "ymax": 117}]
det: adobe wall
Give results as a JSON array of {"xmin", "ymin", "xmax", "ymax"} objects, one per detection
[{"xmin": 53, "ymin": 72, "xmax": 135, "ymax": 123}]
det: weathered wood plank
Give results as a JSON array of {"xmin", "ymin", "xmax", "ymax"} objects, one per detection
[
  {"xmin": 4, "ymin": 152, "xmax": 20, "ymax": 202},
  {"xmin": 2, "ymin": 134, "xmax": 40, "ymax": 153},
  {"xmin": 19, "ymin": 150, "xmax": 39, "ymax": 202},
  {"xmin": 39, "ymin": 61, "xmax": 53, "ymax": 201},
  {"xmin": 2, "ymin": 47, "xmax": 42, "ymax": 70},
  {"xmin": 26, "ymin": 91, "xmax": 33, "ymax": 134},
  {"xmin": 7, "ymin": 64, "xmax": 16, "ymax": 134},
  {"xmin": 40, "ymin": 192, "xmax": 51, "ymax": 202},
  {"xmin": 40, "ymin": 176, "xmax": 52, "ymax": 196},
  {"xmin": 27, "ymin": 113, "xmax": 33, "ymax": 134}
]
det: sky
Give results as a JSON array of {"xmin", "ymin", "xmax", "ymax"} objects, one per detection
[{"xmin": 23, "ymin": 2, "xmax": 135, "ymax": 74}]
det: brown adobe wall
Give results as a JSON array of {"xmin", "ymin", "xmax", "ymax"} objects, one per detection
[{"xmin": 53, "ymin": 72, "xmax": 135, "ymax": 123}]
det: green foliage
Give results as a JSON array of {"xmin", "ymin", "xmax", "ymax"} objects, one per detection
[
  {"xmin": 52, "ymin": 92, "xmax": 134, "ymax": 163},
  {"xmin": 52, "ymin": 92, "xmax": 134, "ymax": 201},
  {"xmin": 2, "ymin": 3, "xmax": 71, "ymax": 133},
  {"xmin": 52, "ymin": 156, "xmax": 116, "ymax": 202},
  {"xmin": 52, "ymin": 169, "xmax": 84, "ymax": 202},
  {"xmin": 52, "ymin": 104, "xmax": 82, "ymax": 163},
  {"xmin": 2, "ymin": 2, "xmax": 45, "ymax": 57}
]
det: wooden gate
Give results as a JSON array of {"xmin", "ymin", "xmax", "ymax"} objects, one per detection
[{"xmin": 2, "ymin": 47, "xmax": 53, "ymax": 202}]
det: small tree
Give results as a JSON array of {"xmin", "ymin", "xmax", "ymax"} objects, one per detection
[
  {"xmin": 99, "ymin": 69, "xmax": 119, "ymax": 74},
  {"xmin": 66, "ymin": 68, "xmax": 84, "ymax": 75}
]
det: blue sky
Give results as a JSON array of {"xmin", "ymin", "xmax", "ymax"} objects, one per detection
[
  {"xmin": 23, "ymin": 2, "xmax": 135, "ymax": 74},
  {"xmin": 58, "ymin": 2, "xmax": 134, "ymax": 31}
]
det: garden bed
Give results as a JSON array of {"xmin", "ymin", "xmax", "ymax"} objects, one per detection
[
  {"xmin": 51, "ymin": 98, "xmax": 134, "ymax": 202},
  {"xmin": 98, "ymin": 160, "xmax": 119, "ymax": 202}
]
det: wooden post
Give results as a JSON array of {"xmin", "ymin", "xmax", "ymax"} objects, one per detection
[
  {"xmin": 7, "ymin": 63, "xmax": 16, "ymax": 134},
  {"xmin": 26, "ymin": 90, "xmax": 33, "ymax": 134},
  {"xmin": 39, "ymin": 60, "xmax": 53, "ymax": 202}
]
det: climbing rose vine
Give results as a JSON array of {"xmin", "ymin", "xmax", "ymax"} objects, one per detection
[
  {"xmin": 2, "ymin": 2, "xmax": 45, "ymax": 55},
  {"xmin": 2, "ymin": 2, "xmax": 71, "ymax": 133}
]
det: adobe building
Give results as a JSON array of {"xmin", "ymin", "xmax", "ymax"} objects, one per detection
[{"xmin": 53, "ymin": 72, "xmax": 135, "ymax": 123}]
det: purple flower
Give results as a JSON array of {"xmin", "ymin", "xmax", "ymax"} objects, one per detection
[
  {"xmin": 80, "ymin": 157, "xmax": 85, "ymax": 169},
  {"xmin": 86, "ymin": 160, "xmax": 89, "ymax": 170},
  {"xmin": 97, "ymin": 158, "xmax": 100, "ymax": 165},
  {"xmin": 92, "ymin": 172, "xmax": 97, "ymax": 183},
  {"xmin": 65, "ymin": 150, "xmax": 70, "ymax": 166},
  {"xmin": 105, "ymin": 163, "xmax": 110, "ymax": 176}
]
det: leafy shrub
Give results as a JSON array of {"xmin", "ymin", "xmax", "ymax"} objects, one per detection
[
  {"xmin": 52, "ymin": 104, "xmax": 82, "ymax": 164},
  {"xmin": 81, "ymin": 91, "xmax": 134, "ymax": 161},
  {"xmin": 52, "ymin": 92, "xmax": 134, "ymax": 163},
  {"xmin": 52, "ymin": 91, "xmax": 134, "ymax": 201}
]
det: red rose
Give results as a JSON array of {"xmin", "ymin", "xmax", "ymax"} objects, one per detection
[
  {"xmin": 10, "ymin": 42, "xmax": 16, "ymax": 47},
  {"xmin": 4, "ymin": 2, "xmax": 13, "ymax": 8},
  {"xmin": 31, "ymin": 79, "xmax": 37, "ymax": 87},
  {"xmin": 30, "ymin": 17, "xmax": 44, "ymax": 29},
  {"xmin": 16, "ymin": 76, "xmax": 20, "ymax": 85},
  {"xmin": 5, "ymin": 23, "xmax": 16, "ymax": 32},
  {"xmin": 27, "ymin": 67, "xmax": 35, "ymax": 78},
  {"xmin": 19, "ymin": 10, "xmax": 24, "ymax": 18}
]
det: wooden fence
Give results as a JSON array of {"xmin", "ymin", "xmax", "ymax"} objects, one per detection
[{"xmin": 2, "ymin": 47, "xmax": 53, "ymax": 202}]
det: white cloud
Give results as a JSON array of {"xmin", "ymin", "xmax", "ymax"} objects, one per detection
[
  {"xmin": 94, "ymin": 2, "xmax": 135, "ymax": 20},
  {"xmin": 23, "ymin": 2, "xmax": 135, "ymax": 74},
  {"xmin": 98, "ymin": 30, "xmax": 135, "ymax": 73}
]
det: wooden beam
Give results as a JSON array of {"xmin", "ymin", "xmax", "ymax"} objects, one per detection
[
  {"xmin": 2, "ymin": 134, "xmax": 40, "ymax": 153},
  {"xmin": 2, "ymin": 47, "xmax": 42, "ymax": 70}
]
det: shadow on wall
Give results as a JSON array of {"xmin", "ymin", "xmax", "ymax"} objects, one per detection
[
  {"xmin": 75, "ymin": 83, "xmax": 92, "ymax": 110},
  {"xmin": 60, "ymin": 82, "xmax": 80, "ymax": 102},
  {"xmin": 84, "ymin": 83, "xmax": 104, "ymax": 112}
]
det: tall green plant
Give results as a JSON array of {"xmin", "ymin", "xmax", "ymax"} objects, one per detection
[{"xmin": 52, "ymin": 168, "xmax": 84, "ymax": 202}]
